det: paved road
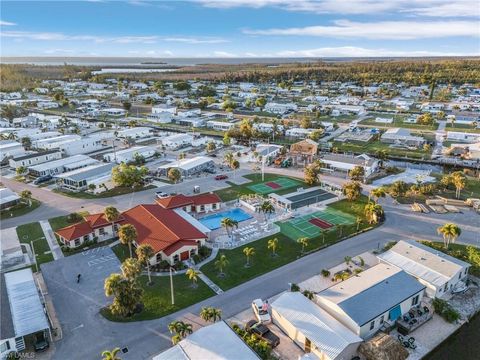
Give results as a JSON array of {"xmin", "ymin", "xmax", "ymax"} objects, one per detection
[{"xmin": 41, "ymin": 195, "xmax": 480, "ymax": 360}]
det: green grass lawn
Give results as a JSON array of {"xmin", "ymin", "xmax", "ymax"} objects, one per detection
[
  {"xmin": 201, "ymin": 196, "xmax": 374, "ymax": 290},
  {"xmin": 446, "ymin": 124, "xmax": 480, "ymax": 134},
  {"xmin": 16, "ymin": 222, "xmax": 54, "ymax": 267},
  {"xmin": 332, "ymin": 140, "xmax": 432, "ymax": 160},
  {"xmin": 53, "ymin": 185, "xmax": 156, "ymax": 199},
  {"xmin": 0, "ymin": 199, "xmax": 41, "ymax": 220},
  {"xmin": 101, "ymin": 275, "xmax": 215, "ymax": 322},
  {"xmin": 112, "ymin": 243, "xmax": 131, "ymax": 263},
  {"xmin": 215, "ymin": 173, "xmax": 308, "ymax": 202},
  {"xmin": 362, "ymin": 113, "xmax": 439, "ymax": 131}
]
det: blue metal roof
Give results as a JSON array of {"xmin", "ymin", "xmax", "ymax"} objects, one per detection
[{"xmin": 338, "ymin": 271, "xmax": 425, "ymax": 326}]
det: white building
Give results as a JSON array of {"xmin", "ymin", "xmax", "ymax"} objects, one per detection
[
  {"xmin": 316, "ymin": 263, "xmax": 426, "ymax": 339},
  {"xmin": 446, "ymin": 131, "xmax": 480, "ymax": 144},
  {"xmin": 0, "ymin": 141, "xmax": 26, "ymax": 162},
  {"xmin": 161, "ymin": 133, "xmax": 194, "ymax": 149},
  {"xmin": 103, "ymin": 146, "xmax": 156, "ymax": 164},
  {"xmin": 321, "ymin": 153, "xmax": 379, "ymax": 179},
  {"xmin": 264, "ymin": 102, "xmax": 298, "ymax": 114},
  {"xmin": 100, "ymin": 108, "xmax": 126, "ymax": 117},
  {"xmin": 56, "ymin": 163, "xmax": 115, "ymax": 192},
  {"xmin": 377, "ymin": 240, "xmax": 471, "ymax": 298},
  {"xmin": 33, "ymin": 134, "xmax": 109, "ymax": 156},
  {"xmin": 9, "ymin": 150, "xmax": 62, "ymax": 170},
  {"xmin": 206, "ymin": 120, "xmax": 235, "ymax": 131},
  {"xmin": 285, "ymin": 128, "xmax": 315, "ymax": 139},
  {"xmin": 152, "ymin": 104, "xmax": 177, "ymax": 115},
  {"xmin": 375, "ymin": 117, "xmax": 394, "ymax": 124},
  {"xmin": 28, "ymin": 154, "xmax": 98, "ymax": 177},
  {"xmin": 152, "ymin": 321, "xmax": 258, "ymax": 360},
  {"xmin": 116, "ymin": 127, "xmax": 152, "ymax": 139},
  {"xmin": 253, "ymin": 122, "xmax": 284, "ymax": 133},
  {"xmin": 271, "ymin": 292, "xmax": 362, "ymax": 360},
  {"xmin": 380, "ymin": 128, "xmax": 426, "ymax": 147},
  {"xmin": 158, "ymin": 156, "xmax": 214, "ymax": 177},
  {"xmin": 0, "ymin": 188, "xmax": 21, "ymax": 210}
]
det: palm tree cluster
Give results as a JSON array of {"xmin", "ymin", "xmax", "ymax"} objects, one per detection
[
  {"xmin": 221, "ymin": 217, "xmax": 238, "ymax": 239},
  {"xmin": 364, "ymin": 202, "xmax": 385, "ymax": 224},
  {"xmin": 437, "ymin": 223, "xmax": 462, "ymax": 249},
  {"xmin": 199, "ymin": 307, "xmax": 222, "ymax": 323},
  {"xmin": 342, "ymin": 181, "xmax": 362, "ymax": 202},
  {"xmin": 260, "ymin": 200, "xmax": 275, "ymax": 221},
  {"xmin": 168, "ymin": 321, "xmax": 193, "ymax": 345},
  {"xmin": 104, "ymin": 269, "xmax": 143, "ymax": 318}
]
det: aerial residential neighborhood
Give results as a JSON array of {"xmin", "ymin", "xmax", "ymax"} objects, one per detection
[{"xmin": 1, "ymin": 1, "xmax": 480, "ymax": 360}]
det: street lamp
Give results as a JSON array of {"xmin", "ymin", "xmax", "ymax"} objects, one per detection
[{"xmin": 169, "ymin": 266, "xmax": 177, "ymax": 305}]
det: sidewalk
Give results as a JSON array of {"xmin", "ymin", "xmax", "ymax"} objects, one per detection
[{"xmin": 39, "ymin": 220, "xmax": 64, "ymax": 260}]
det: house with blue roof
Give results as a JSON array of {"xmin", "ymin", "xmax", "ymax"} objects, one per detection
[{"xmin": 315, "ymin": 263, "xmax": 426, "ymax": 339}]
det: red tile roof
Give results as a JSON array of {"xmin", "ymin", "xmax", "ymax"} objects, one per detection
[
  {"xmin": 121, "ymin": 204, "xmax": 207, "ymax": 253},
  {"xmin": 155, "ymin": 193, "xmax": 221, "ymax": 209},
  {"xmin": 84, "ymin": 213, "xmax": 125, "ymax": 228},
  {"xmin": 55, "ymin": 222, "xmax": 93, "ymax": 241},
  {"xmin": 163, "ymin": 240, "xmax": 198, "ymax": 256}
]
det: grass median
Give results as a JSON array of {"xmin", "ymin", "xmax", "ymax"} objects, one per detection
[{"xmin": 16, "ymin": 222, "xmax": 54, "ymax": 267}]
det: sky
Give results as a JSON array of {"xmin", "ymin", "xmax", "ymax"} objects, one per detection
[{"xmin": 1, "ymin": 0, "xmax": 479, "ymax": 58}]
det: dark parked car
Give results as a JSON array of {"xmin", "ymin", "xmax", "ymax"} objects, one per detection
[
  {"xmin": 246, "ymin": 320, "xmax": 280, "ymax": 348},
  {"xmin": 214, "ymin": 174, "xmax": 228, "ymax": 180},
  {"xmin": 208, "ymin": 153, "xmax": 217, "ymax": 157},
  {"xmin": 34, "ymin": 332, "xmax": 49, "ymax": 352},
  {"xmin": 33, "ymin": 175, "xmax": 52, "ymax": 185}
]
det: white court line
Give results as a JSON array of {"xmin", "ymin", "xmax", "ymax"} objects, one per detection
[{"xmin": 87, "ymin": 255, "xmax": 116, "ymax": 267}]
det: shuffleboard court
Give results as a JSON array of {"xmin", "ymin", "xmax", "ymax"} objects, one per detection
[
  {"xmin": 247, "ymin": 177, "xmax": 301, "ymax": 195},
  {"xmin": 276, "ymin": 208, "xmax": 355, "ymax": 240}
]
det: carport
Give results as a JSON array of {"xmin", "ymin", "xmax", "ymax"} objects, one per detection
[{"xmin": 1, "ymin": 268, "xmax": 51, "ymax": 354}]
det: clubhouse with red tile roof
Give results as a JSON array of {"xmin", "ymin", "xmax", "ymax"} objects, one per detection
[
  {"xmin": 55, "ymin": 204, "xmax": 211, "ymax": 265},
  {"xmin": 155, "ymin": 193, "xmax": 221, "ymax": 213}
]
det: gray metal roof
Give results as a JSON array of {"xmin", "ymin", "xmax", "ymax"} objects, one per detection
[
  {"xmin": 11, "ymin": 150, "xmax": 60, "ymax": 162},
  {"xmin": 57, "ymin": 163, "xmax": 115, "ymax": 182},
  {"xmin": 336, "ymin": 271, "xmax": 425, "ymax": 326},
  {"xmin": 0, "ymin": 273, "xmax": 15, "ymax": 339},
  {"xmin": 4, "ymin": 268, "xmax": 49, "ymax": 338}
]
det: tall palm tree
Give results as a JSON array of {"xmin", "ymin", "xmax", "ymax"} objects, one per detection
[
  {"xmin": 356, "ymin": 217, "xmax": 363, "ymax": 231},
  {"xmin": 214, "ymin": 254, "xmax": 229, "ymax": 277},
  {"xmin": 121, "ymin": 258, "xmax": 141, "ymax": 281},
  {"xmin": 437, "ymin": 223, "xmax": 462, "ymax": 249},
  {"xmin": 260, "ymin": 201, "xmax": 275, "ymax": 221},
  {"xmin": 364, "ymin": 202, "xmax": 384, "ymax": 224},
  {"xmin": 267, "ymin": 238, "xmax": 279, "ymax": 257},
  {"xmin": 243, "ymin": 247, "xmax": 255, "ymax": 267},
  {"xmin": 297, "ymin": 237, "xmax": 309, "ymax": 254},
  {"xmin": 104, "ymin": 206, "xmax": 120, "ymax": 237},
  {"xmin": 450, "ymin": 171, "xmax": 466, "ymax": 199},
  {"xmin": 20, "ymin": 190, "xmax": 32, "ymax": 207},
  {"xmin": 223, "ymin": 152, "xmax": 234, "ymax": 167},
  {"xmin": 101, "ymin": 348, "xmax": 122, "ymax": 360},
  {"xmin": 200, "ymin": 307, "xmax": 222, "ymax": 323},
  {"xmin": 118, "ymin": 224, "xmax": 137, "ymax": 258},
  {"xmin": 136, "ymin": 244, "xmax": 154, "ymax": 285},
  {"xmin": 185, "ymin": 268, "xmax": 200, "ymax": 288}
]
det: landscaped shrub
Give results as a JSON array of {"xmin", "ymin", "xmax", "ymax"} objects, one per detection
[
  {"xmin": 192, "ymin": 254, "xmax": 201, "ymax": 264},
  {"xmin": 231, "ymin": 323, "xmax": 272, "ymax": 360},
  {"xmin": 383, "ymin": 241, "xmax": 397, "ymax": 251},
  {"xmin": 321, "ymin": 269, "xmax": 330, "ymax": 277},
  {"xmin": 433, "ymin": 298, "xmax": 460, "ymax": 323},
  {"xmin": 67, "ymin": 212, "xmax": 82, "ymax": 223},
  {"xmin": 290, "ymin": 283, "xmax": 300, "ymax": 292}
]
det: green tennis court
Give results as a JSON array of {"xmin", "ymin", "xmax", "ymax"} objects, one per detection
[
  {"xmin": 247, "ymin": 177, "xmax": 301, "ymax": 195},
  {"xmin": 277, "ymin": 208, "xmax": 355, "ymax": 240}
]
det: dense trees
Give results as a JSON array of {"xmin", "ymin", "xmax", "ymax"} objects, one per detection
[
  {"xmin": 111, "ymin": 163, "xmax": 148, "ymax": 188},
  {"xmin": 304, "ymin": 160, "xmax": 323, "ymax": 185},
  {"xmin": 342, "ymin": 181, "xmax": 362, "ymax": 202}
]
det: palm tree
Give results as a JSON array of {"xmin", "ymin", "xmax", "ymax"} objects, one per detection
[
  {"xmin": 364, "ymin": 202, "xmax": 384, "ymax": 224},
  {"xmin": 243, "ymin": 247, "xmax": 255, "ymax": 267},
  {"xmin": 168, "ymin": 321, "xmax": 193, "ymax": 344},
  {"xmin": 104, "ymin": 273, "xmax": 142, "ymax": 318},
  {"xmin": 450, "ymin": 171, "xmax": 466, "ymax": 199},
  {"xmin": 118, "ymin": 224, "xmax": 137, "ymax": 258},
  {"xmin": 267, "ymin": 238, "xmax": 279, "ymax": 257},
  {"xmin": 120, "ymin": 258, "xmax": 141, "ymax": 281},
  {"xmin": 297, "ymin": 237, "xmax": 309, "ymax": 254},
  {"xmin": 260, "ymin": 201, "xmax": 275, "ymax": 221},
  {"xmin": 369, "ymin": 187, "xmax": 386, "ymax": 203},
  {"xmin": 186, "ymin": 268, "xmax": 200, "ymax": 288},
  {"xmin": 20, "ymin": 190, "xmax": 32, "ymax": 207},
  {"xmin": 342, "ymin": 181, "xmax": 362, "ymax": 202},
  {"xmin": 200, "ymin": 307, "xmax": 222, "ymax": 323},
  {"xmin": 220, "ymin": 217, "xmax": 237, "ymax": 238},
  {"xmin": 214, "ymin": 254, "xmax": 229, "ymax": 277},
  {"xmin": 136, "ymin": 244, "xmax": 154, "ymax": 285},
  {"xmin": 223, "ymin": 152, "xmax": 234, "ymax": 167},
  {"xmin": 437, "ymin": 223, "xmax": 462, "ymax": 249},
  {"xmin": 355, "ymin": 217, "xmax": 363, "ymax": 231},
  {"xmin": 302, "ymin": 290, "xmax": 314, "ymax": 300},
  {"xmin": 104, "ymin": 206, "xmax": 120, "ymax": 237},
  {"xmin": 101, "ymin": 348, "xmax": 122, "ymax": 360}
]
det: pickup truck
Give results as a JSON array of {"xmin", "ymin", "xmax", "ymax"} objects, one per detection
[{"xmin": 246, "ymin": 320, "xmax": 280, "ymax": 348}]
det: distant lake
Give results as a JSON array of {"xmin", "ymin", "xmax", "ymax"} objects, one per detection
[{"xmin": 91, "ymin": 68, "xmax": 177, "ymax": 74}]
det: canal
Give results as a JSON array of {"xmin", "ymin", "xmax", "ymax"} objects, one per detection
[{"xmin": 424, "ymin": 312, "xmax": 480, "ymax": 360}]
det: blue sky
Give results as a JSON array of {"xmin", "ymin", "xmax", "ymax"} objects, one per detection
[{"xmin": 1, "ymin": 0, "xmax": 479, "ymax": 57}]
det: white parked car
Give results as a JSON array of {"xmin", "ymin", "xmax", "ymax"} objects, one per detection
[{"xmin": 251, "ymin": 299, "xmax": 271, "ymax": 323}]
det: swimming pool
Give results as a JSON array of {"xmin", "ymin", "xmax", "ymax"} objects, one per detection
[{"xmin": 199, "ymin": 208, "xmax": 253, "ymax": 230}]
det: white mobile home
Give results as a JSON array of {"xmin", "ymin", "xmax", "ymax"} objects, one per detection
[
  {"xmin": 377, "ymin": 240, "xmax": 470, "ymax": 298},
  {"xmin": 103, "ymin": 146, "xmax": 156, "ymax": 164},
  {"xmin": 9, "ymin": 150, "xmax": 62, "ymax": 169},
  {"xmin": 28, "ymin": 154, "xmax": 98, "ymax": 177},
  {"xmin": 321, "ymin": 153, "xmax": 379, "ymax": 179},
  {"xmin": 56, "ymin": 163, "xmax": 115, "ymax": 192},
  {"xmin": 206, "ymin": 120, "xmax": 235, "ymax": 131},
  {"xmin": 116, "ymin": 127, "xmax": 152, "ymax": 139},
  {"xmin": 0, "ymin": 141, "xmax": 26, "ymax": 162},
  {"xmin": 271, "ymin": 292, "xmax": 362, "ymax": 360},
  {"xmin": 380, "ymin": 128, "xmax": 426, "ymax": 147},
  {"xmin": 316, "ymin": 263, "xmax": 425, "ymax": 339},
  {"xmin": 161, "ymin": 133, "xmax": 194, "ymax": 149},
  {"xmin": 158, "ymin": 156, "xmax": 214, "ymax": 177},
  {"xmin": 446, "ymin": 131, "xmax": 480, "ymax": 144}
]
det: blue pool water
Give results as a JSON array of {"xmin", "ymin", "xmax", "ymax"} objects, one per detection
[{"xmin": 199, "ymin": 208, "xmax": 253, "ymax": 230}]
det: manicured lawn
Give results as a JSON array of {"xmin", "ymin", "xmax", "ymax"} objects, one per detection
[
  {"xmin": 215, "ymin": 173, "xmax": 308, "ymax": 202},
  {"xmin": 112, "ymin": 243, "xmax": 131, "ymax": 263},
  {"xmin": 201, "ymin": 196, "xmax": 374, "ymax": 290},
  {"xmin": 332, "ymin": 140, "xmax": 432, "ymax": 160},
  {"xmin": 53, "ymin": 185, "xmax": 156, "ymax": 199},
  {"xmin": 101, "ymin": 275, "xmax": 215, "ymax": 322},
  {"xmin": 362, "ymin": 115, "xmax": 439, "ymax": 131},
  {"xmin": 0, "ymin": 199, "xmax": 41, "ymax": 220},
  {"xmin": 421, "ymin": 241, "xmax": 480, "ymax": 277},
  {"xmin": 446, "ymin": 124, "xmax": 480, "ymax": 133},
  {"xmin": 16, "ymin": 222, "xmax": 54, "ymax": 267}
]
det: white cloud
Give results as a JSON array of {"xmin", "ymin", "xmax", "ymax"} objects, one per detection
[
  {"xmin": 1, "ymin": 31, "xmax": 227, "ymax": 45},
  {"xmin": 0, "ymin": 20, "xmax": 17, "ymax": 26},
  {"xmin": 197, "ymin": 0, "xmax": 480, "ymax": 17},
  {"xmin": 273, "ymin": 46, "xmax": 479, "ymax": 57},
  {"xmin": 244, "ymin": 19, "xmax": 480, "ymax": 39},
  {"xmin": 213, "ymin": 51, "xmax": 237, "ymax": 57}
]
